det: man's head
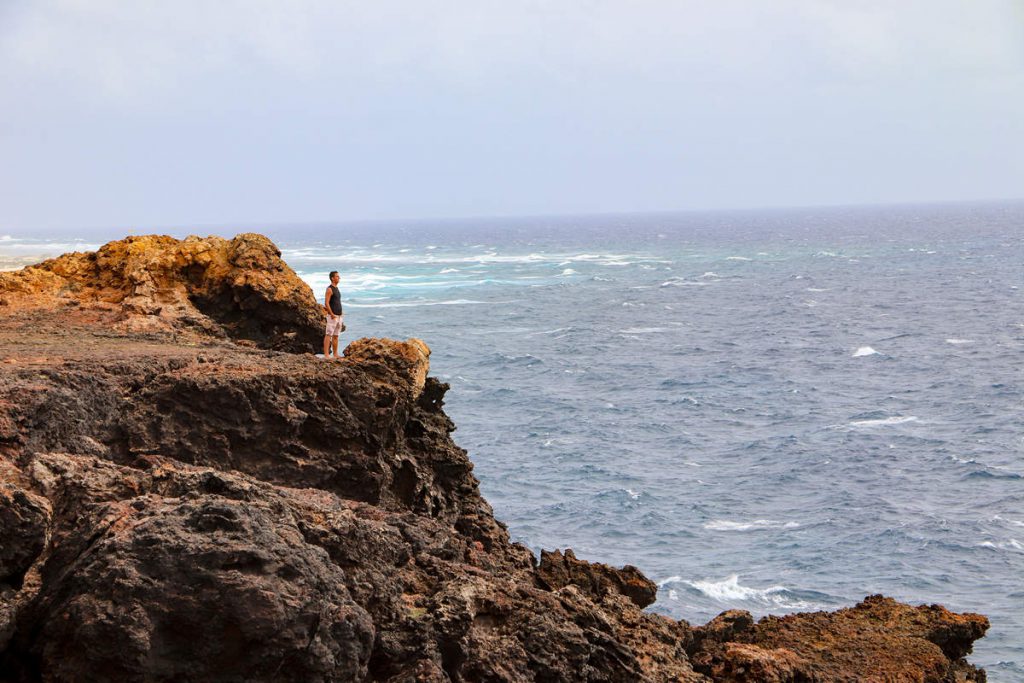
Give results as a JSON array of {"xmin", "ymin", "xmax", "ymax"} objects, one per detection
[{"xmin": 329, "ymin": 271, "xmax": 340, "ymax": 285}]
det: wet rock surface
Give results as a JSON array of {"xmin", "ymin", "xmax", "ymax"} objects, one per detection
[{"xmin": 0, "ymin": 236, "xmax": 989, "ymax": 681}]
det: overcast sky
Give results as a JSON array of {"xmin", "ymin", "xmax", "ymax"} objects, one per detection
[{"xmin": 1, "ymin": 1, "xmax": 1022, "ymax": 233}]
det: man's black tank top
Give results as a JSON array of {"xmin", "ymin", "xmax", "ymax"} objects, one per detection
[{"xmin": 329, "ymin": 285, "xmax": 343, "ymax": 315}]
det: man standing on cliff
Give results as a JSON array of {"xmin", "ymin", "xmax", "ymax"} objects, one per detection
[{"xmin": 323, "ymin": 270, "xmax": 344, "ymax": 359}]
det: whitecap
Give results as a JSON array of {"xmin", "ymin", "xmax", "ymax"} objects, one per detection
[
  {"xmin": 725, "ymin": 256, "xmax": 751, "ymax": 261},
  {"xmin": 991, "ymin": 515, "xmax": 1024, "ymax": 528},
  {"xmin": 344, "ymin": 299, "xmax": 494, "ymax": 308},
  {"xmin": 806, "ymin": 287, "xmax": 830, "ymax": 292},
  {"xmin": 979, "ymin": 539, "xmax": 1024, "ymax": 553},
  {"xmin": 528, "ymin": 327, "xmax": 574, "ymax": 336},
  {"xmin": 700, "ymin": 272, "xmax": 720, "ymax": 278},
  {"xmin": 852, "ymin": 346, "xmax": 878, "ymax": 357},
  {"xmin": 625, "ymin": 489, "xmax": 641, "ymax": 500},
  {"xmin": 850, "ymin": 415, "xmax": 918, "ymax": 427},
  {"xmin": 559, "ymin": 268, "xmax": 578, "ymax": 276},
  {"xmin": 621, "ymin": 327, "xmax": 666, "ymax": 334},
  {"xmin": 704, "ymin": 519, "xmax": 801, "ymax": 532},
  {"xmin": 945, "ymin": 338, "xmax": 975, "ymax": 345},
  {"xmin": 439, "ymin": 268, "xmax": 459, "ymax": 274},
  {"xmin": 656, "ymin": 576, "xmax": 684, "ymax": 589},
  {"xmin": 660, "ymin": 278, "xmax": 708, "ymax": 287},
  {"xmin": 685, "ymin": 575, "xmax": 812, "ymax": 609}
]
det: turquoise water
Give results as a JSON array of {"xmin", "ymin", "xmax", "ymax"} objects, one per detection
[{"xmin": 5, "ymin": 202, "xmax": 1023, "ymax": 679}]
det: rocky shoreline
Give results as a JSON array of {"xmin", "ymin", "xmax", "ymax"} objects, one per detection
[{"xmin": 0, "ymin": 235, "xmax": 989, "ymax": 681}]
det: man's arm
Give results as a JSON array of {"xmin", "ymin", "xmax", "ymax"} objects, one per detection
[{"xmin": 324, "ymin": 287, "xmax": 334, "ymax": 316}]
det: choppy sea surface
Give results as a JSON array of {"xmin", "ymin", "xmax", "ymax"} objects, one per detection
[{"xmin": 4, "ymin": 203, "xmax": 1023, "ymax": 679}]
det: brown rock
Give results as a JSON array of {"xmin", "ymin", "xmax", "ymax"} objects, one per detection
[
  {"xmin": 0, "ymin": 478, "xmax": 50, "ymax": 586},
  {"xmin": 0, "ymin": 233, "xmax": 323, "ymax": 352},
  {"xmin": 537, "ymin": 548, "xmax": 658, "ymax": 608},
  {"xmin": 689, "ymin": 595, "xmax": 990, "ymax": 682}
]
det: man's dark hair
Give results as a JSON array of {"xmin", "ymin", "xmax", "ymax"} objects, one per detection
[{"xmin": 329, "ymin": 271, "xmax": 339, "ymax": 279}]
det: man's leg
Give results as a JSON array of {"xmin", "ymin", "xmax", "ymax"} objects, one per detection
[
  {"xmin": 323, "ymin": 335, "xmax": 332, "ymax": 357},
  {"xmin": 331, "ymin": 335, "xmax": 340, "ymax": 359}
]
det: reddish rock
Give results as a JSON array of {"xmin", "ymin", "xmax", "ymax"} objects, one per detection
[
  {"xmin": 0, "ymin": 233, "xmax": 322, "ymax": 352},
  {"xmin": 689, "ymin": 596, "xmax": 989, "ymax": 682}
]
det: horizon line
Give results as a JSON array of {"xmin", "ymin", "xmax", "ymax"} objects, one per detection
[{"xmin": 3, "ymin": 196, "xmax": 1023, "ymax": 238}]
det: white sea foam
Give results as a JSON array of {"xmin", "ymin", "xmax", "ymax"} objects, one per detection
[
  {"xmin": 725, "ymin": 256, "xmax": 751, "ymax": 261},
  {"xmin": 945, "ymin": 338, "xmax": 975, "ymax": 344},
  {"xmin": 850, "ymin": 416, "xmax": 918, "ymax": 427},
  {"xmin": 660, "ymin": 278, "xmax": 708, "ymax": 287},
  {"xmin": 991, "ymin": 515, "xmax": 1024, "ymax": 528},
  {"xmin": 0, "ymin": 239, "xmax": 100, "ymax": 253},
  {"xmin": 528, "ymin": 327, "xmax": 574, "ymax": 336},
  {"xmin": 288, "ymin": 250, "xmax": 661, "ymax": 266},
  {"xmin": 625, "ymin": 489, "xmax": 641, "ymax": 500},
  {"xmin": 621, "ymin": 327, "xmax": 666, "ymax": 334},
  {"xmin": 806, "ymin": 287, "xmax": 830, "ymax": 292},
  {"xmin": 704, "ymin": 519, "xmax": 801, "ymax": 532},
  {"xmin": 344, "ymin": 299, "xmax": 494, "ymax": 308},
  {"xmin": 685, "ymin": 575, "xmax": 813, "ymax": 609},
  {"xmin": 979, "ymin": 539, "xmax": 1024, "ymax": 553},
  {"xmin": 700, "ymin": 271, "xmax": 720, "ymax": 278},
  {"xmin": 656, "ymin": 575, "xmax": 683, "ymax": 588},
  {"xmin": 559, "ymin": 268, "xmax": 578, "ymax": 276},
  {"xmin": 439, "ymin": 268, "xmax": 459, "ymax": 274},
  {"xmin": 852, "ymin": 346, "xmax": 879, "ymax": 357}
]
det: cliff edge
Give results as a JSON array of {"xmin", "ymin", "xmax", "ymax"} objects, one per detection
[{"xmin": 0, "ymin": 235, "xmax": 989, "ymax": 682}]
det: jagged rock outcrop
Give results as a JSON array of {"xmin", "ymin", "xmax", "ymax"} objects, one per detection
[
  {"xmin": 685, "ymin": 597, "xmax": 990, "ymax": 681},
  {"xmin": 0, "ymin": 233, "xmax": 322, "ymax": 351},
  {"xmin": 0, "ymin": 235, "xmax": 990, "ymax": 682}
]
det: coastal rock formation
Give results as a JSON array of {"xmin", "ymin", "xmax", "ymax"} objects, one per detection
[
  {"xmin": 686, "ymin": 598, "xmax": 990, "ymax": 682},
  {"xmin": 0, "ymin": 236, "xmax": 989, "ymax": 682},
  {"xmin": 0, "ymin": 233, "xmax": 322, "ymax": 352}
]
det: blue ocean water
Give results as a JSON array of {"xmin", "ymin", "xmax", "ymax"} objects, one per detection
[{"xmin": 5, "ymin": 203, "xmax": 1023, "ymax": 679}]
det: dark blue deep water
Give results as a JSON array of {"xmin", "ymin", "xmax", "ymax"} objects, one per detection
[{"xmin": 7, "ymin": 203, "xmax": 1023, "ymax": 679}]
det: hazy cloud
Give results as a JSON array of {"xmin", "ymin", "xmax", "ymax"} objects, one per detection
[{"xmin": 1, "ymin": 1, "xmax": 1021, "ymax": 230}]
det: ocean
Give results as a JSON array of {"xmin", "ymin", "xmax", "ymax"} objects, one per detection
[{"xmin": 3, "ymin": 202, "xmax": 1022, "ymax": 679}]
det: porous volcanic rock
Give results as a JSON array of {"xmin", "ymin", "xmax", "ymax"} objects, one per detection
[
  {"xmin": 686, "ymin": 596, "xmax": 990, "ymax": 682},
  {"xmin": 0, "ymin": 233, "xmax": 322, "ymax": 351},
  {"xmin": 0, "ymin": 235, "xmax": 990, "ymax": 682}
]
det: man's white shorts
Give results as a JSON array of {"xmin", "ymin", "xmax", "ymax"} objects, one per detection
[{"xmin": 325, "ymin": 315, "xmax": 344, "ymax": 336}]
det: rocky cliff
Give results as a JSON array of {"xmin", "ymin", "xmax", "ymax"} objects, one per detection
[{"xmin": 0, "ymin": 235, "xmax": 989, "ymax": 682}]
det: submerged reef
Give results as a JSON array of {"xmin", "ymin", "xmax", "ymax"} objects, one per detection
[{"xmin": 0, "ymin": 235, "xmax": 988, "ymax": 681}]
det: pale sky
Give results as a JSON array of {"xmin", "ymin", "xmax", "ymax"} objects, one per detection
[{"xmin": 1, "ymin": 1, "xmax": 1022, "ymax": 233}]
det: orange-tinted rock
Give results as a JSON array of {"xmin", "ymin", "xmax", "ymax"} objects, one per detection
[
  {"xmin": 0, "ymin": 233, "xmax": 323, "ymax": 352},
  {"xmin": 690, "ymin": 595, "xmax": 989, "ymax": 682}
]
